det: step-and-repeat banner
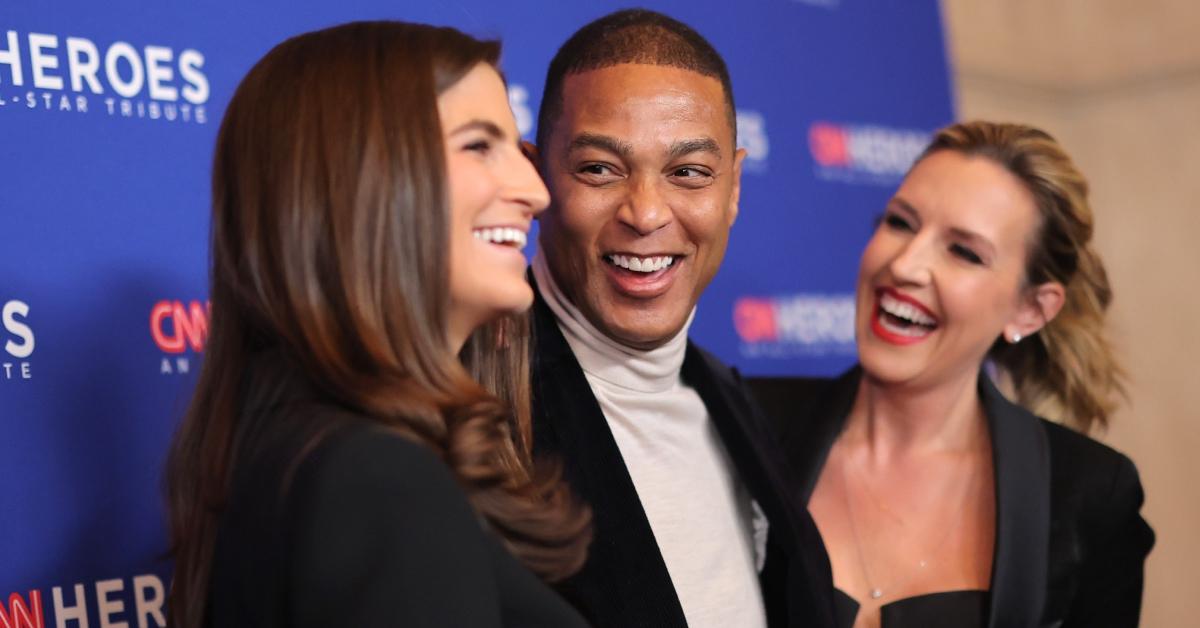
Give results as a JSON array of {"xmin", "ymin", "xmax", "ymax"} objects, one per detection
[{"xmin": 1, "ymin": 1, "xmax": 952, "ymax": 624}]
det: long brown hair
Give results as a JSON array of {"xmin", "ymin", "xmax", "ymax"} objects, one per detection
[
  {"xmin": 166, "ymin": 21, "xmax": 589, "ymax": 628},
  {"xmin": 920, "ymin": 120, "xmax": 1124, "ymax": 433}
]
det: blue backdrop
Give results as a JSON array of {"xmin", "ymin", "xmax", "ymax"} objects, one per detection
[{"xmin": 0, "ymin": 1, "xmax": 952, "ymax": 625}]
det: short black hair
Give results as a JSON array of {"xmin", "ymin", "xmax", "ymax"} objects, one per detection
[{"xmin": 535, "ymin": 8, "xmax": 736, "ymax": 153}]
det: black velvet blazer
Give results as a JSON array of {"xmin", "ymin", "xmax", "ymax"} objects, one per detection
[
  {"xmin": 529, "ymin": 288, "xmax": 838, "ymax": 628},
  {"xmin": 752, "ymin": 366, "xmax": 1154, "ymax": 628}
]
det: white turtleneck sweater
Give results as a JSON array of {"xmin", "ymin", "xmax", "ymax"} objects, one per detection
[{"xmin": 533, "ymin": 252, "xmax": 768, "ymax": 628}]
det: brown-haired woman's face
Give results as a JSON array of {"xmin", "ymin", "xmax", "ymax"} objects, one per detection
[
  {"xmin": 854, "ymin": 150, "xmax": 1043, "ymax": 388},
  {"xmin": 440, "ymin": 63, "xmax": 549, "ymax": 348}
]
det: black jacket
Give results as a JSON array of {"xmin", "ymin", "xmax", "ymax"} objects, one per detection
[
  {"xmin": 529, "ymin": 290, "xmax": 837, "ymax": 628},
  {"xmin": 753, "ymin": 366, "xmax": 1154, "ymax": 628},
  {"xmin": 206, "ymin": 353, "xmax": 588, "ymax": 628}
]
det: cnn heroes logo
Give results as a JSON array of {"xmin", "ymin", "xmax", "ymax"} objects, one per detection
[
  {"xmin": 2, "ymin": 299, "xmax": 34, "ymax": 381},
  {"xmin": 0, "ymin": 30, "xmax": 209, "ymax": 124},
  {"xmin": 1, "ymin": 573, "xmax": 166, "ymax": 628},
  {"xmin": 808, "ymin": 121, "xmax": 929, "ymax": 185},
  {"xmin": 150, "ymin": 299, "xmax": 208, "ymax": 375},
  {"xmin": 734, "ymin": 293, "xmax": 855, "ymax": 358}
]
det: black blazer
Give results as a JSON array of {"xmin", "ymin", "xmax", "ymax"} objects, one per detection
[
  {"xmin": 529, "ymin": 289, "xmax": 837, "ymax": 628},
  {"xmin": 753, "ymin": 366, "xmax": 1154, "ymax": 628},
  {"xmin": 206, "ymin": 354, "xmax": 588, "ymax": 628}
]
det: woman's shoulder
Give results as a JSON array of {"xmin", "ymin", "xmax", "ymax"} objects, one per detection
[
  {"xmin": 1039, "ymin": 417, "xmax": 1142, "ymax": 494},
  {"xmin": 229, "ymin": 399, "xmax": 475, "ymax": 532},
  {"xmin": 1038, "ymin": 418, "xmax": 1151, "ymax": 542},
  {"xmin": 288, "ymin": 410, "xmax": 468, "ymax": 515}
]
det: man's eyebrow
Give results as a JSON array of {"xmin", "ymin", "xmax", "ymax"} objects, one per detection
[
  {"xmin": 568, "ymin": 133, "xmax": 633, "ymax": 159},
  {"xmin": 448, "ymin": 119, "xmax": 505, "ymax": 138},
  {"xmin": 668, "ymin": 137, "xmax": 721, "ymax": 160}
]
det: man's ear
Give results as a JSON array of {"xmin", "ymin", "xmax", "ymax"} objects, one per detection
[
  {"xmin": 1004, "ymin": 281, "xmax": 1066, "ymax": 342},
  {"xmin": 728, "ymin": 147, "xmax": 747, "ymax": 227}
]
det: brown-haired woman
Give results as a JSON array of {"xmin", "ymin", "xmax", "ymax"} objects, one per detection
[
  {"xmin": 772, "ymin": 121, "xmax": 1153, "ymax": 627},
  {"xmin": 165, "ymin": 21, "xmax": 590, "ymax": 627}
]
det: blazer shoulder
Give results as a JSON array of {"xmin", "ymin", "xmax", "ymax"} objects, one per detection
[
  {"xmin": 1040, "ymin": 418, "xmax": 1143, "ymax": 496},
  {"xmin": 239, "ymin": 400, "xmax": 460, "ymax": 502},
  {"xmin": 286, "ymin": 420, "xmax": 505, "ymax": 627},
  {"xmin": 1038, "ymin": 419, "xmax": 1154, "ymax": 626},
  {"xmin": 1039, "ymin": 418, "xmax": 1152, "ymax": 545},
  {"xmin": 293, "ymin": 419, "xmax": 471, "ymax": 520}
]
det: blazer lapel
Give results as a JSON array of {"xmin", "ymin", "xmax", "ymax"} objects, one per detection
[
  {"xmin": 529, "ymin": 289, "xmax": 687, "ymax": 628},
  {"xmin": 979, "ymin": 374, "xmax": 1051, "ymax": 628},
  {"xmin": 681, "ymin": 344, "xmax": 785, "ymax": 547},
  {"xmin": 683, "ymin": 345, "xmax": 838, "ymax": 628}
]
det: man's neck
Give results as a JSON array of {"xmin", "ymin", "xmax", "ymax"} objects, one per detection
[{"xmin": 532, "ymin": 249, "xmax": 693, "ymax": 393}]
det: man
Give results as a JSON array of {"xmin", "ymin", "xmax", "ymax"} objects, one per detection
[{"xmin": 528, "ymin": 9, "xmax": 835, "ymax": 628}]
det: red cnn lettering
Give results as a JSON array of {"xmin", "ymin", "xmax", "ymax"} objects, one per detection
[
  {"xmin": 0, "ymin": 591, "xmax": 44, "ymax": 628},
  {"xmin": 734, "ymin": 298, "xmax": 778, "ymax": 343},
  {"xmin": 808, "ymin": 122, "xmax": 849, "ymax": 167},
  {"xmin": 150, "ymin": 300, "xmax": 210, "ymax": 353}
]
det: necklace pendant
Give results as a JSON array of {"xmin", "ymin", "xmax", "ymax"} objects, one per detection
[{"xmin": 870, "ymin": 588, "xmax": 883, "ymax": 600}]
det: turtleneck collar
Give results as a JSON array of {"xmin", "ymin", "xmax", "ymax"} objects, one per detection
[{"xmin": 532, "ymin": 248, "xmax": 694, "ymax": 394}]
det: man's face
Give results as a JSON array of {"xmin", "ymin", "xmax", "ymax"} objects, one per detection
[{"xmin": 538, "ymin": 63, "xmax": 745, "ymax": 349}]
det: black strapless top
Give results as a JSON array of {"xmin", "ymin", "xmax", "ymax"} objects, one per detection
[{"xmin": 835, "ymin": 589, "xmax": 989, "ymax": 627}]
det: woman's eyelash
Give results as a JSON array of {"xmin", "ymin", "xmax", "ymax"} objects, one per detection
[
  {"xmin": 951, "ymin": 243, "xmax": 983, "ymax": 264},
  {"xmin": 884, "ymin": 213, "xmax": 912, "ymax": 230},
  {"xmin": 464, "ymin": 139, "xmax": 492, "ymax": 152}
]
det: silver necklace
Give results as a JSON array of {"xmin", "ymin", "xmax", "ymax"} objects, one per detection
[{"xmin": 837, "ymin": 448, "xmax": 977, "ymax": 601}]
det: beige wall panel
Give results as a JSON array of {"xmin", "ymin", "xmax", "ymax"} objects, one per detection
[{"xmin": 944, "ymin": 2, "xmax": 1200, "ymax": 625}]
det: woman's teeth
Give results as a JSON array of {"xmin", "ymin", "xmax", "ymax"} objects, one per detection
[
  {"xmin": 473, "ymin": 227, "xmax": 526, "ymax": 248},
  {"xmin": 879, "ymin": 292, "xmax": 937, "ymax": 327},
  {"xmin": 607, "ymin": 254, "xmax": 675, "ymax": 273}
]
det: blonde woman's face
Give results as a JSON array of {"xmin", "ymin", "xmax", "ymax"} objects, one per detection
[
  {"xmin": 439, "ymin": 63, "xmax": 549, "ymax": 349},
  {"xmin": 854, "ymin": 150, "xmax": 1041, "ymax": 388}
]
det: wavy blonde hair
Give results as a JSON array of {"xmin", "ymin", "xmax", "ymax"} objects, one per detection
[{"xmin": 921, "ymin": 120, "xmax": 1125, "ymax": 433}]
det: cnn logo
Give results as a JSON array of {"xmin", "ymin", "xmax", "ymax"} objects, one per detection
[{"xmin": 150, "ymin": 300, "xmax": 209, "ymax": 353}]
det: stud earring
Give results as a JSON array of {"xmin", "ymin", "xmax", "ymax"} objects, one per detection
[{"xmin": 1010, "ymin": 332, "xmax": 1022, "ymax": 344}]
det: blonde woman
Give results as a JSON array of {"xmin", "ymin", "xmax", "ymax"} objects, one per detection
[{"xmin": 776, "ymin": 121, "xmax": 1153, "ymax": 628}]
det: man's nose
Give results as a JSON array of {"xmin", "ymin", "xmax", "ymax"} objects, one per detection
[{"xmin": 616, "ymin": 177, "xmax": 672, "ymax": 235}]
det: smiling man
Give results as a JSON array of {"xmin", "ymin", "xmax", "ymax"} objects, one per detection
[{"xmin": 528, "ymin": 9, "xmax": 834, "ymax": 628}]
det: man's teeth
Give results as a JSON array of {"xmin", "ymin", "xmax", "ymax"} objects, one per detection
[
  {"xmin": 473, "ymin": 227, "xmax": 527, "ymax": 249},
  {"xmin": 879, "ymin": 292, "xmax": 937, "ymax": 327},
  {"xmin": 607, "ymin": 254, "xmax": 676, "ymax": 273}
]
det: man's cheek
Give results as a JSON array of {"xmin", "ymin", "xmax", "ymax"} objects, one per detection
[{"xmin": 564, "ymin": 208, "xmax": 607, "ymax": 240}]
